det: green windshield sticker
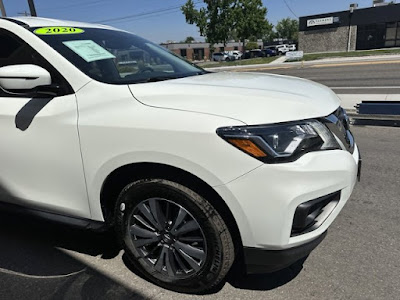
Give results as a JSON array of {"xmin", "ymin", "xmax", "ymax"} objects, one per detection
[
  {"xmin": 34, "ymin": 27, "xmax": 85, "ymax": 35},
  {"xmin": 62, "ymin": 40, "xmax": 115, "ymax": 63}
]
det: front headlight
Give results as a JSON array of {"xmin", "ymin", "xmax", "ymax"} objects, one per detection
[{"xmin": 217, "ymin": 120, "xmax": 340, "ymax": 163}]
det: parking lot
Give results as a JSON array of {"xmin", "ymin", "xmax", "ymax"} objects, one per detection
[{"xmin": 1, "ymin": 125, "xmax": 399, "ymax": 300}]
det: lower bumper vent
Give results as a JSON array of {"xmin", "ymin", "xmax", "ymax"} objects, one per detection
[{"xmin": 291, "ymin": 191, "xmax": 341, "ymax": 236}]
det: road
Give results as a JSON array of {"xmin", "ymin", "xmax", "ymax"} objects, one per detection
[
  {"xmin": 0, "ymin": 125, "xmax": 399, "ymax": 300},
  {"xmin": 237, "ymin": 59, "xmax": 400, "ymax": 95}
]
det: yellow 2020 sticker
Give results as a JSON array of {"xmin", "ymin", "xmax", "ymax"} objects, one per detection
[{"xmin": 34, "ymin": 27, "xmax": 85, "ymax": 35}]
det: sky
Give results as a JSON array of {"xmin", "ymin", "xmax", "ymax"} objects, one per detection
[{"xmin": 2, "ymin": 0, "xmax": 394, "ymax": 43}]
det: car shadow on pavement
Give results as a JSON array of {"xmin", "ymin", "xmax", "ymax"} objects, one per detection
[
  {"xmin": 122, "ymin": 246, "xmax": 306, "ymax": 295},
  {"xmin": 0, "ymin": 210, "xmax": 145, "ymax": 300},
  {"xmin": 227, "ymin": 257, "xmax": 306, "ymax": 291},
  {"xmin": 0, "ymin": 207, "xmax": 306, "ymax": 297}
]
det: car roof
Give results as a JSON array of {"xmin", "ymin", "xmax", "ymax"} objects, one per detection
[{"xmin": 2, "ymin": 16, "xmax": 120, "ymax": 31}]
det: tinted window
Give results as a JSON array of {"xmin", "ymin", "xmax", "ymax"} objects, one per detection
[
  {"xmin": 0, "ymin": 30, "xmax": 72, "ymax": 97},
  {"xmin": 32, "ymin": 28, "xmax": 205, "ymax": 84},
  {"xmin": 0, "ymin": 34, "xmax": 22, "ymax": 59}
]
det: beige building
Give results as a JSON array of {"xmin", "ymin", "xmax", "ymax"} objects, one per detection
[{"xmin": 161, "ymin": 41, "xmax": 263, "ymax": 61}]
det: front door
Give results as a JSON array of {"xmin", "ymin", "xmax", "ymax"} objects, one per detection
[{"xmin": 0, "ymin": 29, "xmax": 90, "ymax": 218}]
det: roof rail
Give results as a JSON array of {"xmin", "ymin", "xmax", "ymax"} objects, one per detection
[{"xmin": 1, "ymin": 17, "xmax": 29, "ymax": 27}]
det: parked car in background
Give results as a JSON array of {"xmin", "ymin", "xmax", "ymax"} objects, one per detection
[
  {"xmin": 276, "ymin": 44, "xmax": 290, "ymax": 55},
  {"xmin": 243, "ymin": 49, "xmax": 264, "ymax": 59},
  {"xmin": 288, "ymin": 44, "xmax": 297, "ymax": 51},
  {"xmin": 226, "ymin": 50, "xmax": 243, "ymax": 60},
  {"xmin": 212, "ymin": 52, "xmax": 232, "ymax": 62},
  {"xmin": 262, "ymin": 48, "xmax": 277, "ymax": 57}
]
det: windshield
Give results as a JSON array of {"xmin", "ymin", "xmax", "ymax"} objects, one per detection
[{"xmin": 30, "ymin": 27, "xmax": 205, "ymax": 84}]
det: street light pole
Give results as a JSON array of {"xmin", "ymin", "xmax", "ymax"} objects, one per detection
[
  {"xmin": 0, "ymin": 0, "xmax": 7, "ymax": 17},
  {"xmin": 27, "ymin": 0, "xmax": 37, "ymax": 17}
]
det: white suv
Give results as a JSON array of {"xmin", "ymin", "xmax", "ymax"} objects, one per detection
[
  {"xmin": 227, "ymin": 50, "xmax": 243, "ymax": 60},
  {"xmin": 0, "ymin": 17, "xmax": 360, "ymax": 293},
  {"xmin": 276, "ymin": 44, "xmax": 290, "ymax": 55}
]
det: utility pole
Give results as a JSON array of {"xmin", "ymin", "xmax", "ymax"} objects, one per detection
[
  {"xmin": 27, "ymin": 0, "xmax": 37, "ymax": 17},
  {"xmin": 0, "ymin": 0, "xmax": 7, "ymax": 17},
  {"xmin": 347, "ymin": 3, "xmax": 358, "ymax": 52}
]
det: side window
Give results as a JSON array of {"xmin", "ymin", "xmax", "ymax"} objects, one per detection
[{"xmin": 0, "ymin": 29, "xmax": 72, "ymax": 97}]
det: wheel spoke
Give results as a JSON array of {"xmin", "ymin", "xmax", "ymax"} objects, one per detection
[
  {"xmin": 177, "ymin": 248, "xmax": 201, "ymax": 271},
  {"xmin": 171, "ymin": 208, "xmax": 187, "ymax": 232},
  {"xmin": 165, "ymin": 249, "xmax": 177, "ymax": 276},
  {"xmin": 134, "ymin": 214, "xmax": 155, "ymax": 231},
  {"xmin": 175, "ymin": 241, "xmax": 205, "ymax": 261},
  {"xmin": 174, "ymin": 220, "xmax": 199, "ymax": 236},
  {"xmin": 138, "ymin": 203, "xmax": 163, "ymax": 231},
  {"xmin": 154, "ymin": 246, "xmax": 168, "ymax": 272},
  {"xmin": 130, "ymin": 224, "xmax": 158, "ymax": 238},
  {"xmin": 178, "ymin": 236, "xmax": 204, "ymax": 243},
  {"xmin": 133, "ymin": 237, "xmax": 160, "ymax": 248},
  {"xmin": 149, "ymin": 199, "xmax": 166, "ymax": 230},
  {"xmin": 173, "ymin": 250, "xmax": 190, "ymax": 273},
  {"xmin": 165, "ymin": 201, "xmax": 171, "ymax": 221}
]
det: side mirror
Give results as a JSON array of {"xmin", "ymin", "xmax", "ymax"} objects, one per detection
[{"xmin": 0, "ymin": 64, "xmax": 51, "ymax": 91}]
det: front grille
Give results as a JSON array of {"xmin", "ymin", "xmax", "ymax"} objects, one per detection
[{"xmin": 324, "ymin": 108, "xmax": 355, "ymax": 153}]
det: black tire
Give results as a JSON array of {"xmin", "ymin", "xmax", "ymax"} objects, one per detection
[{"xmin": 115, "ymin": 179, "xmax": 235, "ymax": 293}]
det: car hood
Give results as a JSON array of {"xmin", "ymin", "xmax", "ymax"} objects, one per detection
[{"xmin": 129, "ymin": 72, "xmax": 340, "ymax": 125}]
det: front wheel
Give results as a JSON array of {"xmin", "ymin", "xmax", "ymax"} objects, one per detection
[{"xmin": 115, "ymin": 179, "xmax": 235, "ymax": 293}]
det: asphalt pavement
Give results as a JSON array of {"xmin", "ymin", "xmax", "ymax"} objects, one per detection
[
  {"xmin": 208, "ymin": 57, "xmax": 400, "ymax": 95},
  {"xmin": 0, "ymin": 125, "xmax": 399, "ymax": 300},
  {"xmin": 254, "ymin": 60, "xmax": 400, "ymax": 95}
]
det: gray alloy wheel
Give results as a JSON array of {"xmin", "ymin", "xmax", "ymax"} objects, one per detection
[
  {"xmin": 129, "ymin": 197, "xmax": 207, "ymax": 279},
  {"xmin": 115, "ymin": 179, "xmax": 235, "ymax": 293}
]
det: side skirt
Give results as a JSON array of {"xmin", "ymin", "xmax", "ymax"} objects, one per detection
[{"xmin": 0, "ymin": 201, "xmax": 108, "ymax": 232}]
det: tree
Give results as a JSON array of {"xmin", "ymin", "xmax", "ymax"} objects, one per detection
[
  {"xmin": 275, "ymin": 17, "xmax": 299, "ymax": 41},
  {"xmin": 181, "ymin": 0, "xmax": 272, "ymax": 50},
  {"xmin": 181, "ymin": 0, "xmax": 236, "ymax": 46},
  {"xmin": 263, "ymin": 28, "xmax": 277, "ymax": 42},
  {"xmin": 234, "ymin": 0, "xmax": 273, "ymax": 51},
  {"xmin": 183, "ymin": 36, "xmax": 195, "ymax": 43},
  {"xmin": 245, "ymin": 41, "xmax": 259, "ymax": 50}
]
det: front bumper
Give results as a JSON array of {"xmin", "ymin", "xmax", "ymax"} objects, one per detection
[
  {"xmin": 244, "ymin": 231, "xmax": 327, "ymax": 274},
  {"xmin": 214, "ymin": 143, "xmax": 359, "ymax": 250}
]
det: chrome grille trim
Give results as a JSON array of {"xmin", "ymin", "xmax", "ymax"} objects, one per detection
[{"xmin": 323, "ymin": 107, "xmax": 355, "ymax": 154}]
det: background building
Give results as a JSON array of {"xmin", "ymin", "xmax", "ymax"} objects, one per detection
[
  {"xmin": 161, "ymin": 41, "xmax": 263, "ymax": 61},
  {"xmin": 299, "ymin": 2, "xmax": 400, "ymax": 53}
]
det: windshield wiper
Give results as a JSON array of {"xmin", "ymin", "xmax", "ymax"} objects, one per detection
[
  {"xmin": 132, "ymin": 72, "xmax": 207, "ymax": 84},
  {"xmin": 130, "ymin": 75, "xmax": 183, "ymax": 84}
]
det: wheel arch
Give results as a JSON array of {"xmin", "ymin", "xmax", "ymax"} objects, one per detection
[{"xmin": 100, "ymin": 162, "xmax": 244, "ymax": 253}]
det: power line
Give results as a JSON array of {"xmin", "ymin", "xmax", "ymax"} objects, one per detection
[
  {"xmin": 283, "ymin": 0, "xmax": 298, "ymax": 18},
  {"xmin": 39, "ymin": 0, "xmax": 109, "ymax": 12},
  {"xmin": 117, "ymin": 9, "xmax": 184, "ymax": 24},
  {"xmin": 94, "ymin": 6, "xmax": 183, "ymax": 23},
  {"xmin": 94, "ymin": 1, "xmax": 202, "ymax": 24}
]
